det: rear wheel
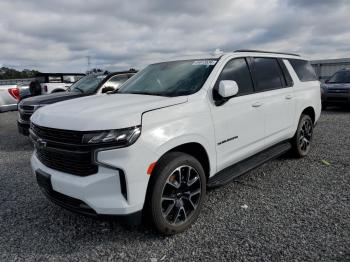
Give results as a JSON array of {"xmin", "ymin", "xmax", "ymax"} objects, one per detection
[
  {"xmin": 291, "ymin": 114, "xmax": 314, "ymax": 158},
  {"xmin": 147, "ymin": 152, "xmax": 206, "ymax": 235}
]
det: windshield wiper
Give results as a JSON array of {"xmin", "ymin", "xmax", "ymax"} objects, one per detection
[{"xmin": 124, "ymin": 91, "xmax": 168, "ymax": 97}]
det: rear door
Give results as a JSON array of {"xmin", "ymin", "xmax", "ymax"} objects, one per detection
[{"xmin": 250, "ymin": 57, "xmax": 295, "ymax": 146}]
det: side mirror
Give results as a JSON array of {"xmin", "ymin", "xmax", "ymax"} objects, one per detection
[
  {"xmin": 218, "ymin": 80, "xmax": 239, "ymax": 98},
  {"xmin": 101, "ymin": 86, "xmax": 115, "ymax": 93}
]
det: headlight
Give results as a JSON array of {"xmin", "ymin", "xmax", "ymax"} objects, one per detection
[{"xmin": 82, "ymin": 126, "xmax": 141, "ymax": 146}]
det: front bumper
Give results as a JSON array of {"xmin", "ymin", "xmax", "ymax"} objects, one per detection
[
  {"xmin": 31, "ymin": 142, "xmax": 157, "ymax": 217},
  {"xmin": 35, "ymin": 169, "xmax": 142, "ymax": 224},
  {"xmin": 322, "ymin": 91, "xmax": 350, "ymax": 105}
]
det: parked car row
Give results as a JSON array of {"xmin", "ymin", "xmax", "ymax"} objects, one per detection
[
  {"xmin": 0, "ymin": 73, "xmax": 85, "ymax": 113},
  {"xmin": 17, "ymin": 71, "xmax": 136, "ymax": 135},
  {"xmin": 18, "ymin": 50, "xmax": 322, "ymax": 234}
]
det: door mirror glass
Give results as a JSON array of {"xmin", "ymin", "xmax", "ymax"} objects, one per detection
[
  {"xmin": 218, "ymin": 80, "xmax": 239, "ymax": 98},
  {"xmin": 101, "ymin": 86, "xmax": 115, "ymax": 93}
]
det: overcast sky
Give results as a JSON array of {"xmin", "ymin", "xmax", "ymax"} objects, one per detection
[{"xmin": 0, "ymin": 0, "xmax": 349, "ymax": 73}]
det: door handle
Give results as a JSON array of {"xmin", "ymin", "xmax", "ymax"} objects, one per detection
[
  {"xmin": 252, "ymin": 102, "xmax": 263, "ymax": 108},
  {"xmin": 285, "ymin": 94, "xmax": 293, "ymax": 100}
]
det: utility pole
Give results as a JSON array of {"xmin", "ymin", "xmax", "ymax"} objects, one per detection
[{"xmin": 87, "ymin": 56, "xmax": 91, "ymax": 71}]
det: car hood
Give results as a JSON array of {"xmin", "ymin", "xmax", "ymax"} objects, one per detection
[
  {"xmin": 31, "ymin": 93, "xmax": 187, "ymax": 131},
  {"xmin": 20, "ymin": 92, "xmax": 88, "ymax": 106},
  {"xmin": 322, "ymin": 83, "xmax": 350, "ymax": 89}
]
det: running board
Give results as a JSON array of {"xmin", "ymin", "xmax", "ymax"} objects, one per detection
[{"xmin": 208, "ymin": 141, "xmax": 292, "ymax": 188}]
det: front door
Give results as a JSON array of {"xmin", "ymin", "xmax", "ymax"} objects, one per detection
[{"xmin": 209, "ymin": 58, "xmax": 265, "ymax": 172}]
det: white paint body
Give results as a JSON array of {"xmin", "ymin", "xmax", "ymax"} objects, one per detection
[
  {"xmin": 0, "ymin": 85, "xmax": 18, "ymax": 112},
  {"xmin": 31, "ymin": 52, "xmax": 321, "ymax": 215},
  {"xmin": 42, "ymin": 83, "xmax": 73, "ymax": 94}
]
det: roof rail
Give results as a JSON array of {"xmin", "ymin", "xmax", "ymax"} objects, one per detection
[{"xmin": 234, "ymin": 49, "xmax": 300, "ymax": 57}]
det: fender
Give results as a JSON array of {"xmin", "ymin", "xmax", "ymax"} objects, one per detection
[{"xmin": 154, "ymin": 133, "xmax": 217, "ymax": 176}]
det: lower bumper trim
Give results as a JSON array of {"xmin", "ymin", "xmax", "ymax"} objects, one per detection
[{"xmin": 35, "ymin": 169, "xmax": 142, "ymax": 225}]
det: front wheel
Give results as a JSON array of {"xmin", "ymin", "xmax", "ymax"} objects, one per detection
[
  {"xmin": 147, "ymin": 152, "xmax": 206, "ymax": 235},
  {"xmin": 291, "ymin": 114, "xmax": 314, "ymax": 158}
]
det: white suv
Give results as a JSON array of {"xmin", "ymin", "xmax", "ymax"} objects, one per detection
[{"xmin": 30, "ymin": 50, "xmax": 321, "ymax": 234}]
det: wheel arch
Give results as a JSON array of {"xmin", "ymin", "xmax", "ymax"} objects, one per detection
[
  {"xmin": 51, "ymin": 88, "xmax": 65, "ymax": 93},
  {"xmin": 152, "ymin": 135, "xmax": 216, "ymax": 181},
  {"xmin": 301, "ymin": 106, "xmax": 316, "ymax": 124}
]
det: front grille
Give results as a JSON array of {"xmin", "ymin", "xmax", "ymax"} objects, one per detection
[
  {"xmin": 31, "ymin": 123, "xmax": 84, "ymax": 145},
  {"xmin": 20, "ymin": 105, "xmax": 35, "ymax": 111},
  {"xmin": 19, "ymin": 112, "xmax": 32, "ymax": 122},
  {"xmin": 36, "ymin": 147, "xmax": 98, "ymax": 176},
  {"xmin": 328, "ymin": 97, "xmax": 348, "ymax": 101},
  {"xmin": 328, "ymin": 88, "xmax": 349, "ymax": 94},
  {"xmin": 31, "ymin": 124, "xmax": 98, "ymax": 176}
]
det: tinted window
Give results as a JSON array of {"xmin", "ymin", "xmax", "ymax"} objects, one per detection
[
  {"xmin": 103, "ymin": 74, "xmax": 129, "ymax": 90},
  {"xmin": 289, "ymin": 59, "xmax": 317, "ymax": 82},
  {"xmin": 215, "ymin": 58, "xmax": 254, "ymax": 96},
  {"xmin": 48, "ymin": 76, "xmax": 62, "ymax": 83},
  {"xmin": 328, "ymin": 70, "xmax": 350, "ymax": 83},
  {"xmin": 252, "ymin": 58, "xmax": 284, "ymax": 91}
]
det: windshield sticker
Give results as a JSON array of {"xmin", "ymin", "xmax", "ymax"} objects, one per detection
[{"xmin": 192, "ymin": 60, "xmax": 217, "ymax": 66}]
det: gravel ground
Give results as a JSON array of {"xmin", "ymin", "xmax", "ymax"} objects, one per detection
[{"xmin": 0, "ymin": 109, "xmax": 349, "ymax": 261}]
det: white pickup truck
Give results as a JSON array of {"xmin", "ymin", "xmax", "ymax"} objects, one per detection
[
  {"xmin": 35, "ymin": 73, "xmax": 85, "ymax": 94},
  {"xmin": 19, "ymin": 73, "xmax": 85, "ymax": 99},
  {"xmin": 0, "ymin": 84, "xmax": 20, "ymax": 112}
]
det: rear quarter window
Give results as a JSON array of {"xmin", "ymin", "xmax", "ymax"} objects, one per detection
[{"xmin": 289, "ymin": 59, "xmax": 317, "ymax": 82}]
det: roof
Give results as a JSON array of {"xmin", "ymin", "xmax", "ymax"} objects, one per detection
[
  {"xmin": 157, "ymin": 49, "xmax": 305, "ymax": 63},
  {"xmin": 311, "ymin": 58, "xmax": 350, "ymax": 65},
  {"xmin": 35, "ymin": 72, "xmax": 85, "ymax": 76}
]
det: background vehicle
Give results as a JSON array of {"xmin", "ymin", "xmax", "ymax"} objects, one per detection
[
  {"xmin": 18, "ymin": 71, "xmax": 135, "ymax": 135},
  {"xmin": 0, "ymin": 84, "xmax": 20, "ymax": 112},
  {"xmin": 19, "ymin": 73, "xmax": 85, "ymax": 99},
  {"xmin": 321, "ymin": 68, "xmax": 350, "ymax": 109},
  {"xmin": 30, "ymin": 50, "xmax": 321, "ymax": 234}
]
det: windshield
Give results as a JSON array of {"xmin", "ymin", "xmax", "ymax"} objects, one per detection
[
  {"xmin": 118, "ymin": 59, "xmax": 217, "ymax": 97},
  {"xmin": 69, "ymin": 74, "xmax": 107, "ymax": 93},
  {"xmin": 328, "ymin": 70, "xmax": 350, "ymax": 83}
]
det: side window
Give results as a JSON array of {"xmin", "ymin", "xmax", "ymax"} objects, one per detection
[
  {"xmin": 48, "ymin": 76, "xmax": 62, "ymax": 83},
  {"xmin": 252, "ymin": 58, "xmax": 284, "ymax": 92},
  {"xmin": 214, "ymin": 58, "xmax": 254, "ymax": 98},
  {"xmin": 289, "ymin": 59, "xmax": 317, "ymax": 82},
  {"xmin": 104, "ymin": 75, "xmax": 128, "ymax": 90}
]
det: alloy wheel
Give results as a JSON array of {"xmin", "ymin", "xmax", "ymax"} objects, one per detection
[
  {"xmin": 299, "ymin": 119, "xmax": 313, "ymax": 152},
  {"xmin": 160, "ymin": 165, "xmax": 202, "ymax": 225}
]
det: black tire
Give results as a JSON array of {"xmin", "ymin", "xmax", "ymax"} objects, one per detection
[
  {"xmin": 146, "ymin": 152, "xmax": 206, "ymax": 235},
  {"xmin": 291, "ymin": 114, "xmax": 314, "ymax": 158}
]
